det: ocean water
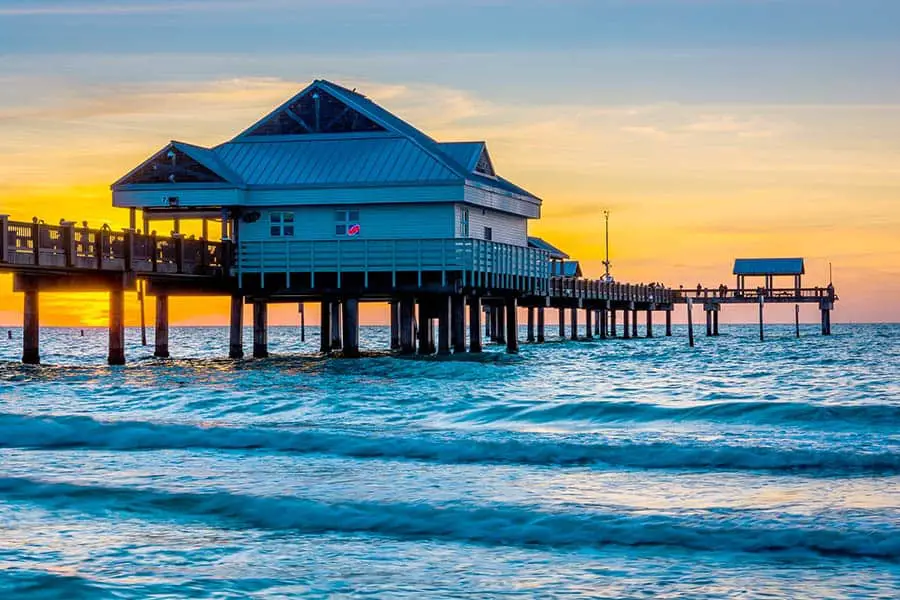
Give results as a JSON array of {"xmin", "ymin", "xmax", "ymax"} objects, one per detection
[{"xmin": 0, "ymin": 323, "xmax": 898, "ymax": 599}]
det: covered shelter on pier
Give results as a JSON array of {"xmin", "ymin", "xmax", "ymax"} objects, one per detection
[{"xmin": 733, "ymin": 257, "xmax": 805, "ymax": 293}]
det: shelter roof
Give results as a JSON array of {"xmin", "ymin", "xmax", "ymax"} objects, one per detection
[
  {"xmin": 527, "ymin": 236, "xmax": 570, "ymax": 259},
  {"xmin": 733, "ymin": 258, "xmax": 805, "ymax": 276},
  {"xmin": 115, "ymin": 80, "xmax": 541, "ymax": 203},
  {"xmin": 551, "ymin": 260, "xmax": 582, "ymax": 278}
]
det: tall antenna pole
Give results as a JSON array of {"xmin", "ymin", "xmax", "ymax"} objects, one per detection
[
  {"xmin": 602, "ymin": 209, "xmax": 611, "ymax": 280},
  {"xmin": 829, "ymin": 261, "xmax": 833, "ymax": 285}
]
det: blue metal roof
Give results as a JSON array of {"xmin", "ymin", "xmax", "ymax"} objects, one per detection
[
  {"xmin": 733, "ymin": 258, "xmax": 805, "ymax": 276},
  {"xmin": 551, "ymin": 260, "xmax": 582, "ymax": 277},
  {"xmin": 528, "ymin": 236, "xmax": 569, "ymax": 259},
  {"xmin": 213, "ymin": 135, "xmax": 458, "ymax": 186},
  {"xmin": 114, "ymin": 79, "xmax": 542, "ymax": 202},
  {"xmin": 439, "ymin": 142, "xmax": 484, "ymax": 171}
]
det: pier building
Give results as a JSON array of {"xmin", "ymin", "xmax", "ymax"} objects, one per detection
[{"xmin": 1, "ymin": 79, "xmax": 834, "ymax": 365}]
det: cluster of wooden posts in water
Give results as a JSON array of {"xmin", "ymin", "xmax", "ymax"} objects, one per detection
[{"xmin": 0, "ymin": 216, "xmax": 836, "ymax": 365}]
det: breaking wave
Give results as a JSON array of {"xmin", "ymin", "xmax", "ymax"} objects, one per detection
[{"xmin": 2, "ymin": 413, "xmax": 898, "ymax": 475}]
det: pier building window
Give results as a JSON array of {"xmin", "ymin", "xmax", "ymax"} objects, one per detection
[
  {"xmin": 335, "ymin": 209, "xmax": 360, "ymax": 236},
  {"xmin": 270, "ymin": 212, "xmax": 295, "ymax": 237},
  {"xmin": 484, "ymin": 226, "xmax": 493, "ymax": 241},
  {"xmin": 458, "ymin": 208, "xmax": 469, "ymax": 237}
]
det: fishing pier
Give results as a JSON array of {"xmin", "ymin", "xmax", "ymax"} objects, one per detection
[{"xmin": 0, "ymin": 80, "xmax": 836, "ymax": 365}]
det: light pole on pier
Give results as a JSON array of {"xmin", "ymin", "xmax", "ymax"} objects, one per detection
[{"xmin": 602, "ymin": 209, "xmax": 612, "ymax": 281}]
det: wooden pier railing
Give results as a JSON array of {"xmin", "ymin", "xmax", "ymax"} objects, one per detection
[
  {"xmin": 549, "ymin": 277, "xmax": 675, "ymax": 305},
  {"xmin": 0, "ymin": 216, "xmax": 225, "ymax": 276},
  {"xmin": 679, "ymin": 286, "xmax": 837, "ymax": 304}
]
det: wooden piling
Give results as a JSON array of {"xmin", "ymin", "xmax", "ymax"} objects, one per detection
[
  {"xmin": 665, "ymin": 309, "xmax": 672, "ymax": 337},
  {"xmin": 527, "ymin": 307, "xmax": 535, "ymax": 342},
  {"xmin": 400, "ymin": 297, "xmax": 415, "ymax": 354},
  {"xmin": 712, "ymin": 310, "xmax": 719, "ymax": 336},
  {"xmin": 631, "ymin": 309, "xmax": 638, "ymax": 338},
  {"xmin": 594, "ymin": 310, "xmax": 600, "ymax": 335},
  {"xmin": 438, "ymin": 296, "xmax": 451, "ymax": 355},
  {"xmin": 505, "ymin": 297, "xmax": 519, "ymax": 354},
  {"xmin": 599, "ymin": 307, "xmax": 608, "ymax": 340},
  {"xmin": 623, "ymin": 307, "xmax": 631, "ymax": 339},
  {"xmin": 496, "ymin": 304, "xmax": 506, "ymax": 345},
  {"xmin": 610, "ymin": 309, "xmax": 617, "ymax": 337},
  {"xmin": 417, "ymin": 302, "xmax": 432, "ymax": 355},
  {"xmin": 229, "ymin": 295, "xmax": 243, "ymax": 359},
  {"xmin": 330, "ymin": 301, "xmax": 342, "ymax": 350},
  {"xmin": 469, "ymin": 296, "xmax": 482, "ymax": 353},
  {"xmin": 646, "ymin": 309, "xmax": 653, "ymax": 338},
  {"xmin": 451, "ymin": 295, "xmax": 466, "ymax": 353},
  {"xmin": 537, "ymin": 306, "xmax": 545, "ymax": 343},
  {"xmin": 558, "ymin": 307, "xmax": 565, "ymax": 338},
  {"xmin": 342, "ymin": 298, "xmax": 360, "ymax": 358},
  {"xmin": 686, "ymin": 298, "xmax": 695, "ymax": 347},
  {"xmin": 319, "ymin": 301, "xmax": 331, "ymax": 353},
  {"xmin": 390, "ymin": 300, "xmax": 400, "ymax": 349},
  {"xmin": 795, "ymin": 304, "xmax": 800, "ymax": 338},
  {"xmin": 139, "ymin": 281, "xmax": 147, "ymax": 346},
  {"xmin": 253, "ymin": 301, "xmax": 268, "ymax": 358},
  {"xmin": 22, "ymin": 288, "xmax": 39, "ymax": 365},
  {"xmin": 108, "ymin": 287, "xmax": 125, "ymax": 366},
  {"xmin": 758, "ymin": 295, "xmax": 765, "ymax": 342},
  {"xmin": 154, "ymin": 295, "xmax": 170, "ymax": 358},
  {"xmin": 299, "ymin": 303, "xmax": 306, "ymax": 342},
  {"xmin": 570, "ymin": 306, "xmax": 578, "ymax": 340},
  {"xmin": 705, "ymin": 308, "xmax": 713, "ymax": 337},
  {"xmin": 585, "ymin": 308, "xmax": 593, "ymax": 340}
]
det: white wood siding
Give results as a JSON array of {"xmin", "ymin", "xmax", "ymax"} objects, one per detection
[
  {"xmin": 240, "ymin": 204, "xmax": 455, "ymax": 242},
  {"xmin": 462, "ymin": 205, "xmax": 528, "ymax": 247},
  {"xmin": 463, "ymin": 185, "xmax": 541, "ymax": 219}
]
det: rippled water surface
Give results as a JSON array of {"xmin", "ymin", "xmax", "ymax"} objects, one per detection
[{"xmin": 1, "ymin": 324, "xmax": 898, "ymax": 598}]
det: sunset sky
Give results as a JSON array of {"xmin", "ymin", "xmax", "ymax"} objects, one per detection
[{"xmin": 1, "ymin": 0, "xmax": 898, "ymax": 326}]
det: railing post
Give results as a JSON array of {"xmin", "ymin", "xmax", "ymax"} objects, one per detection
[
  {"xmin": 0, "ymin": 215, "xmax": 9, "ymax": 263},
  {"xmin": 94, "ymin": 229, "xmax": 103, "ymax": 269},
  {"xmin": 150, "ymin": 233, "xmax": 158, "ymax": 272},
  {"xmin": 123, "ymin": 229, "xmax": 134, "ymax": 271},
  {"xmin": 61, "ymin": 221, "xmax": 76, "ymax": 267},
  {"xmin": 173, "ymin": 234, "xmax": 184, "ymax": 274},
  {"xmin": 32, "ymin": 220, "xmax": 41, "ymax": 266}
]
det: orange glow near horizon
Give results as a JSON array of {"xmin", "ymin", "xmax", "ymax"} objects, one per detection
[{"xmin": 1, "ymin": 79, "xmax": 898, "ymax": 326}]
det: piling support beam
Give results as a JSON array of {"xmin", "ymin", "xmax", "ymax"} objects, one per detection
[
  {"xmin": 342, "ymin": 298, "xmax": 360, "ymax": 358},
  {"xmin": 108, "ymin": 287, "xmax": 125, "ymax": 366},
  {"xmin": 417, "ymin": 301, "xmax": 432, "ymax": 355},
  {"xmin": 758, "ymin": 296, "xmax": 765, "ymax": 342},
  {"xmin": 253, "ymin": 301, "xmax": 268, "ymax": 358},
  {"xmin": 320, "ymin": 301, "xmax": 331, "ymax": 353},
  {"xmin": 451, "ymin": 295, "xmax": 466, "ymax": 353},
  {"xmin": 330, "ymin": 301, "xmax": 342, "ymax": 351},
  {"xmin": 646, "ymin": 309, "xmax": 653, "ymax": 338},
  {"xmin": 505, "ymin": 297, "xmax": 519, "ymax": 354},
  {"xmin": 469, "ymin": 296, "xmax": 482, "ymax": 353},
  {"xmin": 585, "ymin": 309, "xmax": 593, "ymax": 340},
  {"xmin": 570, "ymin": 306, "xmax": 578, "ymax": 341},
  {"xmin": 229, "ymin": 295, "xmax": 244, "ymax": 359},
  {"xmin": 496, "ymin": 304, "xmax": 506, "ymax": 345},
  {"xmin": 399, "ymin": 297, "xmax": 415, "ymax": 354},
  {"xmin": 712, "ymin": 310, "xmax": 719, "ymax": 337},
  {"xmin": 389, "ymin": 300, "xmax": 400, "ymax": 350},
  {"xmin": 537, "ymin": 306, "xmax": 545, "ymax": 343},
  {"xmin": 154, "ymin": 295, "xmax": 170, "ymax": 358},
  {"xmin": 526, "ymin": 307, "xmax": 535, "ymax": 342},
  {"xmin": 610, "ymin": 309, "xmax": 617, "ymax": 337},
  {"xmin": 558, "ymin": 307, "xmax": 566, "ymax": 338},
  {"xmin": 665, "ymin": 309, "xmax": 672, "ymax": 337},
  {"xmin": 22, "ymin": 288, "xmax": 39, "ymax": 365},
  {"xmin": 687, "ymin": 298, "xmax": 695, "ymax": 347},
  {"xmin": 594, "ymin": 311, "xmax": 600, "ymax": 336},
  {"xmin": 623, "ymin": 307, "xmax": 631, "ymax": 339},
  {"xmin": 437, "ymin": 296, "xmax": 451, "ymax": 355},
  {"xmin": 705, "ymin": 308, "xmax": 713, "ymax": 337},
  {"xmin": 632, "ymin": 308, "xmax": 638, "ymax": 338},
  {"xmin": 795, "ymin": 304, "xmax": 800, "ymax": 338},
  {"xmin": 599, "ymin": 307, "xmax": 608, "ymax": 340}
]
